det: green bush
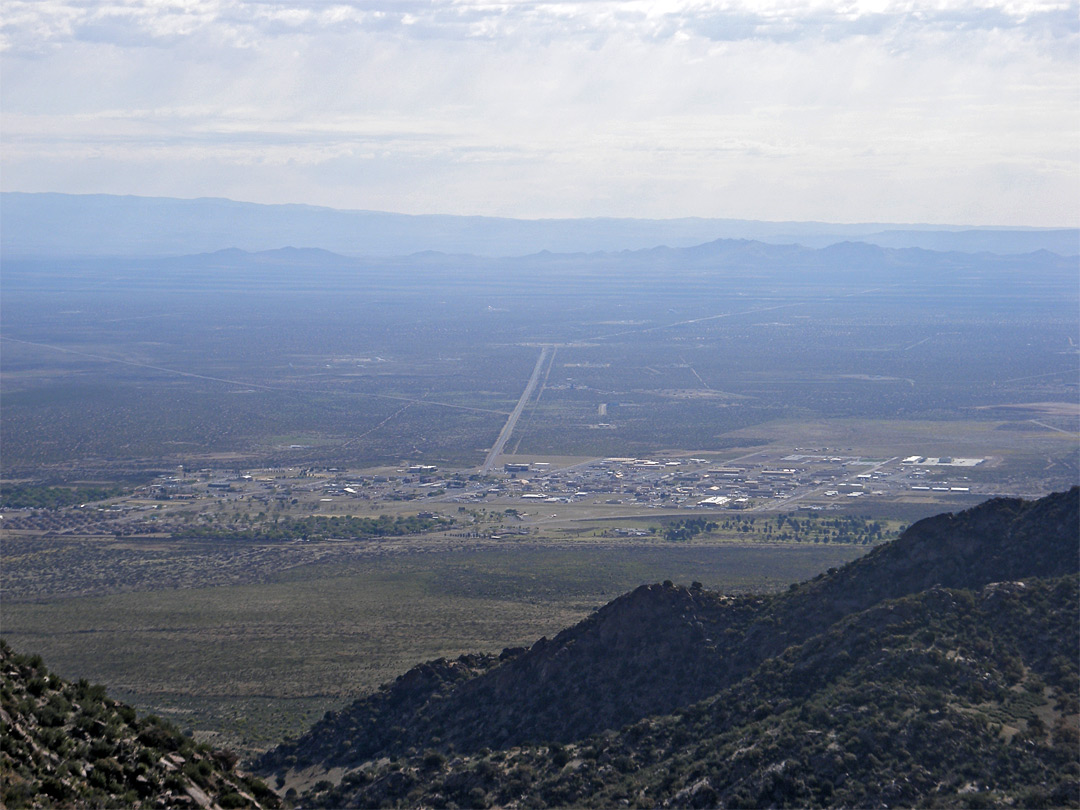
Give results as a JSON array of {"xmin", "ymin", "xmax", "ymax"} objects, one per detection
[{"xmin": 219, "ymin": 791, "xmax": 250, "ymax": 808}]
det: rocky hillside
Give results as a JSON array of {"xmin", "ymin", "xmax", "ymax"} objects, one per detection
[
  {"xmin": 257, "ymin": 488, "xmax": 1079, "ymax": 808},
  {"xmin": 0, "ymin": 641, "xmax": 278, "ymax": 810},
  {"xmin": 310, "ymin": 575, "xmax": 1079, "ymax": 809},
  {"xmin": 260, "ymin": 488, "xmax": 1078, "ymax": 772}
]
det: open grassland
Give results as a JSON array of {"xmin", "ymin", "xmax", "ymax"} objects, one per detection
[
  {"xmin": 715, "ymin": 417, "xmax": 1078, "ymax": 494},
  {"xmin": 1, "ymin": 542, "xmax": 864, "ymax": 754},
  {"xmin": 0, "ymin": 516, "xmax": 896, "ymax": 602},
  {"xmin": 717, "ymin": 416, "xmax": 1077, "ymax": 458}
]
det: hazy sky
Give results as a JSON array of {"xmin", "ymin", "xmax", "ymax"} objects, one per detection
[{"xmin": 2, "ymin": 1, "xmax": 1077, "ymax": 225}]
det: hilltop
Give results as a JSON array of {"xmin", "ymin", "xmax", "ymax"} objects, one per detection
[{"xmin": 258, "ymin": 488, "xmax": 1079, "ymax": 808}]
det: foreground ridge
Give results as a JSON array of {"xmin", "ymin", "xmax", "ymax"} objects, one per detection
[
  {"xmin": 0, "ymin": 641, "xmax": 278, "ymax": 810},
  {"xmin": 260, "ymin": 488, "xmax": 1079, "ymax": 808}
]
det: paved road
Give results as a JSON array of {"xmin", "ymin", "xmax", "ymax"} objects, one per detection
[{"xmin": 479, "ymin": 346, "xmax": 551, "ymax": 474}]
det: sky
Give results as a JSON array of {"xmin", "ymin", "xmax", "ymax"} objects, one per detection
[{"xmin": 2, "ymin": 0, "xmax": 1078, "ymax": 226}]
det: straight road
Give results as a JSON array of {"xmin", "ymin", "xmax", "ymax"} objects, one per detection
[{"xmin": 480, "ymin": 346, "xmax": 551, "ymax": 474}]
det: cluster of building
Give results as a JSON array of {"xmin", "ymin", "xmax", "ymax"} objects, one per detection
[{"xmin": 137, "ymin": 449, "xmax": 986, "ymax": 515}]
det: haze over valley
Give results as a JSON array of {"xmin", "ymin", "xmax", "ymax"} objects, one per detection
[{"xmin": 2, "ymin": 0, "xmax": 1077, "ymax": 805}]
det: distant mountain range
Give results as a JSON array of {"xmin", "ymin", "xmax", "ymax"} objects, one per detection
[
  {"xmin": 5, "ymin": 237, "xmax": 1076, "ymax": 302},
  {"xmin": 3, "ymin": 192, "xmax": 1077, "ymax": 258},
  {"xmin": 258, "ymin": 488, "xmax": 1079, "ymax": 808}
]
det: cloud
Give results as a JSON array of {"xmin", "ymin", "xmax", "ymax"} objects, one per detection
[
  {"xmin": 1, "ymin": 1, "xmax": 1077, "ymax": 224},
  {"xmin": 4, "ymin": 0, "xmax": 1077, "ymax": 53}
]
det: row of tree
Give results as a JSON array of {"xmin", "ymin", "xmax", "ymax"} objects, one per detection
[
  {"xmin": 0, "ymin": 485, "xmax": 124, "ymax": 510},
  {"xmin": 173, "ymin": 513, "xmax": 453, "ymax": 542}
]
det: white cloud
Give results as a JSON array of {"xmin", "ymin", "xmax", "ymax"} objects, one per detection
[
  {"xmin": 1, "ymin": 0, "xmax": 1077, "ymax": 224},
  {"xmin": 5, "ymin": 0, "xmax": 1076, "ymax": 52}
]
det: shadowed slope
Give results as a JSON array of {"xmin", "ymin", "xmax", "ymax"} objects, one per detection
[
  {"xmin": 319, "ymin": 574, "xmax": 1078, "ymax": 809},
  {"xmin": 260, "ymin": 488, "xmax": 1078, "ymax": 776}
]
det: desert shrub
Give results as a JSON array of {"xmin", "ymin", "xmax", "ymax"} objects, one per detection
[{"xmin": 219, "ymin": 791, "xmax": 249, "ymax": 808}]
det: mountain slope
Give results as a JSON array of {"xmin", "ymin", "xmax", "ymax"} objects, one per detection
[
  {"xmin": 259, "ymin": 488, "xmax": 1078, "ymax": 778},
  {"xmin": 312, "ymin": 574, "xmax": 1078, "ymax": 809},
  {"xmin": 0, "ymin": 641, "xmax": 278, "ymax": 809}
]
